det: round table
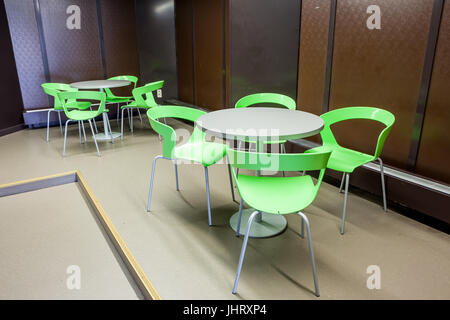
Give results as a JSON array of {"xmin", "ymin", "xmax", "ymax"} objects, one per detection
[
  {"xmin": 196, "ymin": 107, "xmax": 324, "ymax": 238},
  {"xmin": 71, "ymin": 80, "xmax": 131, "ymax": 141}
]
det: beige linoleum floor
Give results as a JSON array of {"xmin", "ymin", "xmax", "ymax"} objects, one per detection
[{"xmin": 0, "ymin": 118, "xmax": 449, "ymax": 300}]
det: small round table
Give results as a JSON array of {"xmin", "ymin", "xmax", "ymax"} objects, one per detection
[
  {"xmin": 71, "ymin": 80, "xmax": 130, "ymax": 141},
  {"xmin": 196, "ymin": 107, "xmax": 324, "ymax": 238}
]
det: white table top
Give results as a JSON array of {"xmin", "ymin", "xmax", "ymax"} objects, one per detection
[
  {"xmin": 70, "ymin": 80, "xmax": 130, "ymax": 90},
  {"xmin": 196, "ymin": 107, "xmax": 324, "ymax": 141}
]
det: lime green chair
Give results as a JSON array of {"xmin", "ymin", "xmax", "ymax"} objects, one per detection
[
  {"xmin": 228, "ymin": 148, "xmax": 331, "ymax": 296},
  {"xmin": 305, "ymin": 107, "xmax": 395, "ymax": 234},
  {"xmin": 121, "ymin": 81, "xmax": 164, "ymax": 138},
  {"xmin": 41, "ymin": 83, "xmax": 95, "ymax": 142},
  {"xmin": 58, "ymin": 91, "xmax": 111, "ymax": 157},
  {"xmin": 146, "ymin": 106, "xmax": 235, "ymax": 226},
  {"xmin": 104, "ymin": 75, "xmax": 140, "ymax": 124},
  {"xmin": 235, "ymin": 93, "xmax": 296, "ymax": 151}
]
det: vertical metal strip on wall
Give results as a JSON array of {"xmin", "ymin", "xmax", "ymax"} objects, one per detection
[
  {"xmin": 407, "ymin": 0, "xmax": 444, "ymax": 171},
  {"xmin": 222, "ymin": 0, "xmax": 226, "ymax": 108},
  {"xmin": 322, "ymin": 0, "xmax": 337, "ymax": 114},
  {"xmin": 96, "ymin": 0, "xmax": 107, "ymax": 79},
  {"xmin": 295, "ymin": 0, "xmax": 303, "ymax": 105},
  {"xmin": 190, "ymin": 0, "xmax": 196, "ymax": 104},
  {"xmin": 33, "ymin": 0, "xmax": 50, "ymax": 84}
]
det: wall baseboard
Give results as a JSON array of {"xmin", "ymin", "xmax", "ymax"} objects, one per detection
[{"xmin": 0, "ymin": 124, "xmax": 25, "ymax": 137}]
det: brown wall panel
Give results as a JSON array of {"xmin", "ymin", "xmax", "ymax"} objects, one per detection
[
  {"xmin": 329, "ymin": 0, "xmax": 434, "ymax": 170},
  {"xmin": 40, "ymin": 0, "xmax": 104, "ymax": 83},
  {"xmin": 297, "ymin": 0, "xmax": 330, "ymax": 115},
  {"xmin": 193, "ymin": 0, "xmax": 223, "ymax": 110},
  {"xmin": 416, "ymin": 1, "xmax": 450, "ymax": 184},
  {"xmin": 297, "ymin": 0, "xmax": 331, "ymax": 143},
  {"xmin": 175, "ymin": 0, "xmax": 194, "ymax": 104},
  {"xmin": 100, "ymin": 0, "xmax": 139, "ymax": 97}
]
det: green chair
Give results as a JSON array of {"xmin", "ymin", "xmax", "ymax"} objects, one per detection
[
  {"xmin": 305, "ymin": 107, "xmax": 395, "ymax": 234},
  {"xmin": 41, "ymin": 83, "xmax": 95, "ymax": 142},
  {"xmin": 58, "ymin": 91, "xmax": 112, "ymax": 157},
  {"xmin": 121, "ymin": 81, "xmax": 164, "ymax": 138},
  {"xmin": 104, "ymin": 75, "xmax": 140, "ymax": 124},
  {"xmin": 235, "ymin": 93, "xmax": 296, "ymax": 152},
  {"xmin": 228, "ymin": 148, "xmax": 331, "ymax": 296},
  {"xmin": 146, "ymin": 106, "xmax": 235, "ymax": 226}
]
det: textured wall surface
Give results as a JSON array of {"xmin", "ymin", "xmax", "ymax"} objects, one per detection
[
  {"xmin": 328, "ymin": 0, "xmax": 434, "ymax": 170},
  {"xmin": 4, "ymin": 0, "xmax": 49, "ymax": 109}
]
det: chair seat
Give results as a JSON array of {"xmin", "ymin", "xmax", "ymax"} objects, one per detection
[
  {"xmin": 173, "ymin": 142, "xmax": 227, "ymax": 167},
  {"xmin": 66, "ymin": 109, "xmax": 106, "ymax": 121},
  {"xmin": 121, "ymin": 101, "xmax": 154, "ymax": 109},
  {"xmin": 54, "ymin": 101, "xmax": 92, "ymax": 111},
  {"xmin": 237, "ymin": 175, "xmax": 316, "ymax": 215},
  {"xmin": 306, "ymin": 145, "xmax": 374, "ymax": 173},
  {"xmin": 106, "ymin": 96, "xmax": 132, "ymax": 103}
]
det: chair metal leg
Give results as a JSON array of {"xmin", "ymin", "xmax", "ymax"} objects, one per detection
[
  {"xmin": 105, "ymin": 114, "xmax": 114, "ymax": 144},
  {"xmin": 46, "ymin": 110, "xmax": 52, "ymax": 142},
  {"xmin": 232, "ymin": 210, "xmax": 259, "ymax": 294},
  {"xmin": 377, "ymin": 158, "xmax": 387, "ymax": 212},
  {"xmin": 78, "ymin": 121, "xmax": 82, "ymax": 144},
  {"xmin": 137, "ymin": 108, "xmax": 143, "ymax": 124},
  {"xmin": 227, "ymin": 163, "xmax": 236, "ymax": 202},
  {"xmin": 296, "ymin": 211, "xmax": 320, "ymax": 297},
  {"xmin": 341, "ymin": 173, "xmax": 350, "ymax": 235},
  {"xmin": 117, "ymin": 103, "xmax": 120, "ymax": 124},
  {"xmin": 89, "ymin": 106, "xmax": 98, "ymax": 133},
  {"xmin": 204, "ymin": 166, "xmax": 212, "ymax": 226},
  {"xmin": 58, "ymin": 111, "xmax": 63, "ymax": 135},
  {"xmin": 147, "ymin": 156, "xmax": 164, "ymax": 212},
  {"xmin": 127, "ymin": 109, "xmax": 131, "ymax": 129},
  {"xmin": 174, "ymin": 160, "xmax": 179, "ymax": 191},
  {"xmin": 236, "ymin": 199, "xmax": 244, "ymax": 237},
  {"xmin": 300, "ymin": 214, "xmax": 305, "ymax": 239},
  {"xmin": 62, "ymin": 120, "xmax": 70, "ymax": 157},
  {"xmin": 88, "ymin": 119, "xmax": 100, "ymax": 157},
  {"xmin": 130, "ymin": 109, "xmax": 134, "ymax": 133},
  {"xmin": 81, "ymin": 120, "xmax": 87, "ymax": 142},
  {"xmin": 121, "ymin": 108, "xmax": 125, "ymax": 140},
  {"xmin": 339, "ymin": 172, "xmax": 345, "ymax": 193}
]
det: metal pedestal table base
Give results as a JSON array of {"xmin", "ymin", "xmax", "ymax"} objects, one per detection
[
  {"xmin": 94, "ymin": 132, "xmax": 122, "ymax": 141},
  {"xmin": 230, "ymin": 208, "xmax": 287, "ymax": 238}
]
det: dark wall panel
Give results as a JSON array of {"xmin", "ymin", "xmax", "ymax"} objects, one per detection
[
  {"xmin": 4, "ymin": 0, "xmax": 49, "ymax": 109},
  {"xmin": 0, "ymin": 0, "xmax": 24, "ymax": 132},
  {"xmin": 175, "ymin": 0, "xmax": 194, "ymax": 104},
  {"xmin": 135, "ymin": 0, "xmax": 178, "ymax": 100},
  {"xmin": 329, "ymin": 0, "xmax": 434, "ymax": 170},
  {"xmin": 40, "ymin": 0, "xmax": 104, "ymax": 83},
  {"xmin": 193, "ymin": 0, "xmax": 223, "ymax": 110},
  {"xmin": 230, "ymin": 0, "xmax": 300, "ymax": 107},
  {"xmin": 416, "ymin": 1, "xmax": 450, "ymax": 184},
  {"xmin": 100, "ymin": 0, "xmax": 139, "ymax": 96},
  {"xmin": 297, "ymin": 0, "xmax": 330, "ymax": 115}
]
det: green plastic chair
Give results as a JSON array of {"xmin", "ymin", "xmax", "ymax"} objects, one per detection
[
  {"xmin": 58, "ymin": 91, "xmax": 111, "ymax": 157},
  {"xmin": 146, "ymin": 105, "xmax": 235, "ymax": 226},
  {"xmin": 104, "ymin": 75, "xmax": 140, "ymax": 124},
  {"xmin": 41, "ymin": 83, "xmax": 95, "ymax": 142},
  {"xmin": 120, "ymin": 81, "xmax": 164, "ymax": 138},
  {"xmin": 305, "ymin": 107, "xmax": 395, "ymax": 234},
  {"xmin": 228, "ymin": 148, "xmax": 331, "ymax": 296},
  {"xmin": 235, "ymin": 93, "xmax": 296, "ymax": 151}
]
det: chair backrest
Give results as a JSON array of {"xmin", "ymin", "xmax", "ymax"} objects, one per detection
[
  {"xmin": 227, "ymin": 148, "xmax": 331, "ymax": 202},
  {"xmin": 41, "ymin": 83, "xmax": 78, "ymax": 109},
  {"xmin": 133, "ymin": 81, "xmax": 164, "ymax": 108},
  {"xmin": 320, "ymin": 106, "xmax": 395, "ymax": 159},
  {"xmin": 104, "ymin": 75, "xmax": 138, "ymax": 97},
  {"xmin": 235, "ymin": 93, "xmax": 296, "ymax": 110},
  {"xmin": 57, "ymin": 91, "xmax": 105, "ymax": 118},
  {"xmin": 147, "ymin": 105, "xmax": 206, "ymax": 158}
]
